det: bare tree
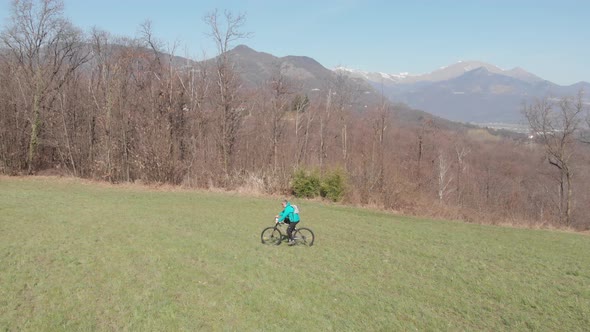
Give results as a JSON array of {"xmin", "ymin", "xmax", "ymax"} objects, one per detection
[
  {"xmin": 319, "ymin": 87, "xmax": 332, "ymax": 173},
  {"xmin": 523, "ymin": 94, "xmax": 584, "ymax": 226},
  {"xmin": 416, "ymin": 117, "xmax": 435, "ymax": 185},
  {"xmin": 454, "ymin": 140, "xmax": 471, "ymax": 206},
  {"xmin": 0, "ymin": 50, "xmax": 29, "ymax": 172},
  {"xmin": 203, "ymin": 9, "xmax": 251, "ymax": 178},
  {"xmin": 436, "ymin": 149, "xmax": 453, "ymax": 203},
  {"xmin": 370, "ymin": 96, "xmax": 389, "ymax": 196},
  {"xmin": 1, "ymin": 0, "xmax": 89, "ymax": 173},
  {"xmin": 88, "ymin": 28, "xmax": 117, "ymax": 181},
  {"xmin": 176, "ymin": 55, "xmax": 212, "ymax": 187},
  {"xmin": 292, "ymin": 94, "xmax": 311, "ymax": 167},
  {"xmin": 267, "ymin": 65, "xmax": 292, "ymax": 173},
  {"xmin": 331, "ymin": 71, "xmax": 360, "ymax": 169}
]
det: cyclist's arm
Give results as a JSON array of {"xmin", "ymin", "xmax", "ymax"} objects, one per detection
[
  {"xmin": 279, "ymin": 206, "xmax": 293, "ymax": 222},
  {"xmin": 277, "ymin": 207, "xmax": 290, "ymax": 222}
]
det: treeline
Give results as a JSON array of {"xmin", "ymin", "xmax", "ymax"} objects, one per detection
[{"xmin": 1, "ymin": 0, "xmax": 589, "ymax": 229}]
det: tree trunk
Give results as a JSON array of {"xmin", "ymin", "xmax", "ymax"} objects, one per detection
[
  {"xmin": 565, "ymin": 168, "xmax": 573, "ymax": 226},
  {"xmin": 28, "ymin": 91, "xmax": 41, "ymax": 174}
]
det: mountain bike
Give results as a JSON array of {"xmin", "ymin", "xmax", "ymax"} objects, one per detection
[{"xmin": 260, "ymin": 221, "xmax": 315, "ymax": 246}]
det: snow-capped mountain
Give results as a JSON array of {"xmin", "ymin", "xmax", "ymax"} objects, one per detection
[
  {"xmin": 336, "ymin": 61, "xmax": 544, "ymax": 85},
  {"xmin": 336, "ymin": 61, "xmax": 588, "ymax": 124},
  {"xmin": 334, "ymin": 66, "xmax": 411, "ymax": 84},
  {"xmin": 208, "ymin": 45, "xmax": 589, "ymax": 125}
]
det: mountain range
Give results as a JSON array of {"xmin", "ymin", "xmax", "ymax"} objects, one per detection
[
  {"xmin": 222, "ymin": 45, "xmax": 455, "ymax": 128},
  {"xmin": 219, "ymin": 45, "xmax": 589, "ymax": 126},
  {"xmin": 337, "ymin": 61, "xmax": 590, "ymax": 124}
]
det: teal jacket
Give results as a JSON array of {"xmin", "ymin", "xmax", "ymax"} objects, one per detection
[{"xmin": 278, "ymin": 202, "xmax": 300, "ymax": 223}]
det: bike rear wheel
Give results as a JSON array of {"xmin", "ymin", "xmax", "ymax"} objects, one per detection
[
  {"xmin": 292, "ymin": 227, "xmax": 314, "ymax": 246},
  {"xmin": 261, "ymin": 227, "xmax": 283, "ymax": 245}
]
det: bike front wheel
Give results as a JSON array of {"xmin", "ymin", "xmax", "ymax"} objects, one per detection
[
  {"xmin": 261, "ymin": 227, "xmax": 283, "ymax": 245},
  {"xmin": 292, "ymin": 227, "xmax": 314, "ymax": 246}
]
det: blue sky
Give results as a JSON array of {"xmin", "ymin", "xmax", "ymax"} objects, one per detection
[{"xmin": 1, "ymin": 0, "xmax": 588, "ymax": 85}]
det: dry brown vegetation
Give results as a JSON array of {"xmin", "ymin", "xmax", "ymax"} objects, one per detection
[{"xmin": 1, "ymin": 0, "xmax": 589, "ymax": 230}]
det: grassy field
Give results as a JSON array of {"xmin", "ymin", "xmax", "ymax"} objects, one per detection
[{"xmin": 1, "ymin": 176, "xmax": 589, "ymax": 331}]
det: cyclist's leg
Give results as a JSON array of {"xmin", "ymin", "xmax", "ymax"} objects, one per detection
[
  {"xmin": 287, "ymin": 222, "xmax": 296, "ymax": 241},
  {"xmin": 282, "ymin": 217, "xmax": 291, "ymax": 241}
]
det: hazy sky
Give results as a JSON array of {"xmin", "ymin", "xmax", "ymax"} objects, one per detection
[{"xmin": 1, "ymin": 0, "xmax": 588, "ymax": 85}]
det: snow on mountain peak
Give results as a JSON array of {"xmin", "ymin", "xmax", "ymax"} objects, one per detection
[
  {"xmin": 335, "ymin": 60, "xmax": 543, "ymax": 85},
  {"xmin": 334, "ymin": 66, "xmax": 413, "ymax": 83},
  {"xmin": 334, "ymin": 66, "xmax": 357, "ymax": 73}
]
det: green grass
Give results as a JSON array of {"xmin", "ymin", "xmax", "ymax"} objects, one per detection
[{"xmin": 1, "ymin": 176, "xmax": 589, "ymax": 331}]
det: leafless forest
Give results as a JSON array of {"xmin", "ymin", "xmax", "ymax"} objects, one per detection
[{"xmin": 1, "ymin": 1, "xmax": 589, "ymax": 229}]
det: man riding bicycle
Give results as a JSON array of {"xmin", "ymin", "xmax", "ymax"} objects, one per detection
[{"xmin": 275, "ymin": 199, "xmax": 300, "ymax": 246}]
